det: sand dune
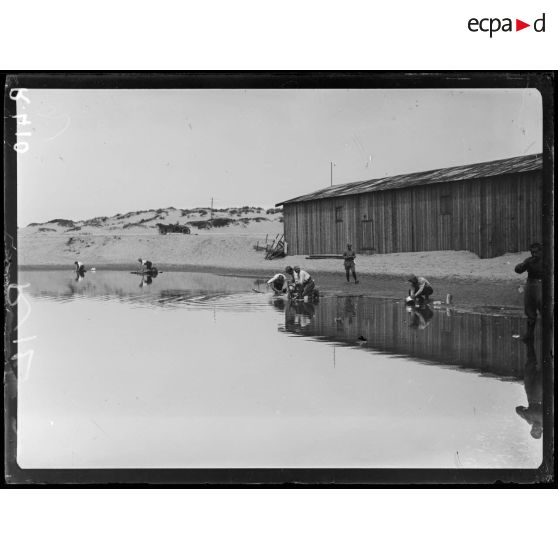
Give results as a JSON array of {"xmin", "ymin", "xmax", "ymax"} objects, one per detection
[{"xmin": 23, "ymin": 206, "xmax": 283, "ymax": 236}]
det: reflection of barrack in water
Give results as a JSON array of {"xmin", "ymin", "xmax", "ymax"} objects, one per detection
[{"xmin": 281, "ymin": 296, "xmax": 541, "ymax": 381}]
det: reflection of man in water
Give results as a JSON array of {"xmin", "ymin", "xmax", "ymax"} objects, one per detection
[
  {"xmin": 408, "ymin": 304, "xmax": 434, "ymax": 330},
  {"xmin": 270, "ymin": 297, "xmax": 286, "ymax": 311},
  {"xmin": 139, "ymin": 275, "xmax": 153, "ymax": 288},
  {"xmin": 285, "ymin": 300, "xmax": 315, "ymax": 331},
  {"xmin": 516, "ymin": 339, "xmax": 543, "ymax": 439},
  {"xmin": 344, "ymin": 297, "xmax": 356, "ymax": 326}
]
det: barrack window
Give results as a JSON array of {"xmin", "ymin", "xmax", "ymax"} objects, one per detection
[{"xmin": 440, "ymin": 195, "xmax": 452, "ymax": 216}]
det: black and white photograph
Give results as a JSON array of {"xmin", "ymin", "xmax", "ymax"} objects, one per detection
[{"xmin": 3, "ymin": 74, "xmax": 554, "ymax": 484}]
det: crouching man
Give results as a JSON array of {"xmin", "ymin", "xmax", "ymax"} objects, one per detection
[
  {"xmin": 138, "ymin": 258, "xmax": 154, "ymax": 273},
  {"xmin": 293, "ymin": 265, "xmax": 317, "ymax": 301},
  {"xmin": 267, "ymin": 267, "xmax": 292, "ymax": 294},
  {"xmin": 407, "ymin": 274, "xmax": 433, "ymax": 304}
]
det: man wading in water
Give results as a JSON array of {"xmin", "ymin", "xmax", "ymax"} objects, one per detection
[
  {"xmin": 343, "ymin": 243, "xmax": 359, "ymax": 284},
  {"xmin": 515, "ymin": 242, "xmax": 543, "ymax": 341}
]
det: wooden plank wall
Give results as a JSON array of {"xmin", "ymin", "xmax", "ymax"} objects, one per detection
[
  {"xmin": 283, "ymin": 170, "xmax": 542, "ymax": 258},
  {"xmin": 284, "ymin": 296, "xmax": 538, "ymax": 379}
]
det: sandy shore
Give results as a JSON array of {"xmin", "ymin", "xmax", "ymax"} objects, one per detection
[
  {"xmin": 18, "ymin": 232, "xmax": 531, "ymax": 280},
  {"xmin": 16, "ymin": 231, "xmax": 533, "ymax": 312}
]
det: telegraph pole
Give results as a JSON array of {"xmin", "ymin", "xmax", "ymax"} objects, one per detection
[
  {"xmin": 210, "ymin": 197, "xmax": 213, "ymax": 221},
  {"xmin": 330, "ymin": 162, "xmax": 333, "ymax": 187}
]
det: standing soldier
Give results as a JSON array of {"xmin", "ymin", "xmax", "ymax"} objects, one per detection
[
  {"xmin": 343, "ymin": 243, "xmax": 359, "ymax": 284},
  {"xmin": 515, "ymin": 242, "xmax": 543, "ymax": 341}
]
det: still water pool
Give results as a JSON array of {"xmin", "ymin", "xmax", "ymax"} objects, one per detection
[{"xmin": 16, "ymin": 270, "xmax": 542, "ymax": 468}]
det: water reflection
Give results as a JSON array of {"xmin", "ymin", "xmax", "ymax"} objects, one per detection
[
  {"xmin": 139, "ymin": 273, "xmax": 160, "ymax": 288},
  {"xmin": 19, "ymin": 270, "xmax": 270, "ymax": 312},
  {"xmin": 407, "ymin": 304, "xmax": 434, "ymax": 330},
  {"xmin": 275, "ymin": 295, "xmax": 540, "ymax": 381},
  {"xmin": 17, "ymin": 270, "xmax": 542, "ymax": 468},
  {"xmin": 269, "ymin": 296, "xmax": 286, "ymax": 311},
  {"xmin": 516, "ymin": 339, "xmax": 543, "ymax": 439},
  {"xmin": 285, "ymin": 299, "xmax": 316, "ymax": 332},
  {"xmin": 21, "ymin": 271, "xmax": 540, "ymax": 381}
]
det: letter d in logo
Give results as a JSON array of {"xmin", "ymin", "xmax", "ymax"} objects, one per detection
[{"xmin": 534, "ymin": 13, "xmax": 545, "ymax": 32}]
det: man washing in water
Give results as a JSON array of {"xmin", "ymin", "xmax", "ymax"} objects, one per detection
[
  {"xmin": 267, "ymin": 266, "xmax": 293, "ymax": 294},
  {"xmin": 74, "ymin": 261, "xmax": 86, "ymax": 281},
  {"xmin": 407, "ymin": 275, "xmax": 433, "ymax": 304},
  {"xmin": 138, "ymin": 258, "xmax": 154, "ymax": 273},
  {"xmin": 293, "ymin": 265, "xmax": 316, "ymax": 300}
]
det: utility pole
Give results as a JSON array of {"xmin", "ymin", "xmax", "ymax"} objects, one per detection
[
  {"xmin": 330, "ymin": 162, "xmax": 333, "ymax": 187},
  {"xmin": 210, "ymin": 197, "xmax": 213, "ymax": 221}
]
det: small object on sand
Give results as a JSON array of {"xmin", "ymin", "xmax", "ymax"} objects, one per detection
[
  {"xmin": 357, "ymin": 335, "xmax": 367, "ymax": 341},
  {"xmin": 433, "ymin": 300, "xmax": 442, "ymax": 305},
  {"xmin": 334, "ymin": 317, "xmax": 343, "ymax": 322},
  {"xmin": 446, "ymin": 294, "xmax": 453, "ymax": 304},
  {"xmin": 251, "ymin": 288, "xmax": 263, "ymax": 293},
  {"xmin": 512, "ymin": 334, "xmax": 521, "ymax": 339},
  {"xmin": 90, "ymin": 267, "xmax": 96, "ymax": 272},
  {"xmin": 265, "ymin": 234, "xmax": 286, "ymax": 260},
  {"xmin": 518, "ymin": 286, "xmax": 524, "ymax": 293}
]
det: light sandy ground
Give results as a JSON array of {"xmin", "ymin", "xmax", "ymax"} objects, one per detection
[
  {"xmin": 18, "ymin": 230, "xmax": 530, "ymax": 283},
  {"xmin": 17, "ymin": 205, "xmax": 534, "ymax": 283}
]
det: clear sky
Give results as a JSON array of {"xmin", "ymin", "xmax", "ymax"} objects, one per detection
[{"xmin": 17, "ymin": 88, "xmax": 542, "ymax": 225}]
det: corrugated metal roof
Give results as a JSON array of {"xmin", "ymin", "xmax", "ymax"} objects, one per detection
[{"xmin": 277, "ymin": 153, "xmax": 542, "ymax": 205}]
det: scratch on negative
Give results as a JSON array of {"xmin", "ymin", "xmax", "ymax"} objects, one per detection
[
  {"xmin": 43, "ymin": 114, "xmax": 72, "ymax": 141},
  {"xmin": 92, "ymin": 420, "xmax": 109, "ymax": 438}
]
